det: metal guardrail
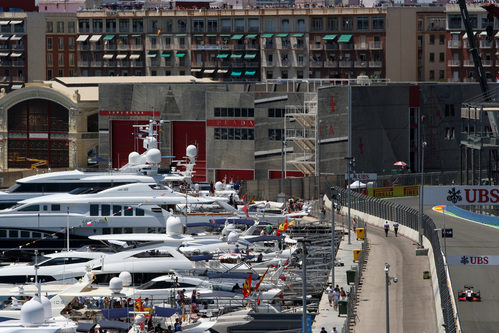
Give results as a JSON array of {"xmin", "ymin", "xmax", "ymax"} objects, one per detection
[{"xmin": 327, "ymin": 184, "xmax": 456, "ymax": 333}]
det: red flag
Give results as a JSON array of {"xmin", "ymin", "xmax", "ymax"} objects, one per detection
[
  {"xmin": 242, "ymin": 274, "xmax": 252, "ymax": 298},
  {"xmin": 134, "ymin": 297, "xmax": 143, "ymax": 312},
  {"xmin": 256, "ymin": 293, "xmax": 261, "ymax": 305},
  {"xmin": 276, "ymin": 218, "xmax": 288, "ymax": 236},
  {"xmin": 242, "ymin": 203, "xmax": 249, "ymax": 218},
  {"xmin": 240, "ymin": 194, "xmax": 247, "ymax": 201},
  {"xmin": 254, "ymin": 267, "xmax": 269, "ymax": 292}
]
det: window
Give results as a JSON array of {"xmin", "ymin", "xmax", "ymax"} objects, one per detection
[
  {"xmin": 208, "ymin": 19, "xmax": 218, "ymax": 32},
  {"xmin": 214, "ymin": 128, "xmax": 254, "ymax": 140},
  {"xmin": 312, "ymin": 18, "xmax": 323, "ymax": 32},
  {"xmin": 47, "ymin": 37, "xmax": 53, "ymax": 50},
  {"xmin": 221, "ymin": 19, "xmax": 231, "ymax": 32},
  {"xmin": 124, "ymin": 206, "xmax": 133, "ymax": 216},
  {"xmin": 119, "ymin": 19, "xmax": 129, "ymax": 33},
  {"xmin": 69, "ymin": 53, "xmax": 74, "ymax": 66},
  {"xmin": 439, "ymin": 35, "xmax": 445, "ymax": 45},
  {"xmin": 439, "ymin": 53, "xmax": 444, "ymax": 62},
  {"xmin": 90, "ymin": 204, "xmax": 99, "ymax": 216},
  {"xmin": 448, "ymin": 15, "xmax": 461, "ymax": 29},
  {"xmin": 429, "ymin": 35, "xmax": 434, "ymax": 45},
  {"xmin": 214, "ymin": 107, "xmax": 254, "ymax": 117},
  {"xmin": 106, "ymin": 19, "xmax": 116, "ymax": 32},
  {"xmin": 235, "ymin": 18, "xmax": 244, "ymax": 32},
  {"xmin": 268, "ymin": 108, "xmax": 285, "ymax": 117},
  {"xmin": 248, "ymin": 18, "xmax": 259, "ymax": 32},
  {"xmin": 264, "ymin": 19, "xmax": 274, "ymax": 32},
  {"xmin": 429, "ymin": 70, "xmax": 435, "ymax": 80},
  {"xmin": 101, "ymin": 204, "xmax": 110, "ymax": 216},
  {"xmin": 297, "ymin": 19, "xmax": 305, "ymax": 32},
  {"xmin": 136, "ymin": 208, "xmax": 144, "ymax": 216},
  {"xmin": 429, "ymin": 53, "xmax": 434, "ymax": 62},
  {"xmin": 281, "ymin": 19, "xmax": 289, "ymax": 32},
  {"xmin": 372, "ymin": 17, "xmax": 384, "ymax": 30},
  {"xmin": 113, "ymin": 205, "xmax": 122, "ymax": 216},
  {"xmin": 268, "ymin": 129, "xmax": 284, "ymax": 140},
  {"xmin": 177, "ymin": 19, "xmax": 187, "ymax": 32},
  {"xmin": 47, "ymin": 69, "xmax": 53, "ymax": 79},
  {"xmin": 47, "ymin": 53, "xmax": 53, "ymax": 66},
  {"xmin": 266, "ymin": 70, "xmax": 273, "ymax": 79},
  {"xmin": 51, "ymin": 204, "xmax": 60, "ymax": 211},
  {"xmin": 357, "ymin": 17, "xmax": 369, "ymax": 30},
  {"xmin": 445, "ymin": 128, "xmax": 455, "ymax": 140},
  {"xmin": 132, "ymin": 19, "xmax": 143, "ymax": 32},
  {"xmin": 469, "ymin": 15, "xmax": 478, "ymax": 29},
  {"xmin": 445, "ymin": 104, "xmax": 455, "ymax": 117},
  {"xmin": 68, "ymin": 37, "xmax": 74, "ymax": 50},
  {"xmin": 56, "ymin": 21, "xmax": 64, "ymax": 33},
  {"xmin": 68, "ymin": 21, "xmax": 75, "ymax": 33},
  {"xmin": 58, "ymin": 37, "xmax": 64, "ymax": 50},
  {"xmin": 58, "ymin": 69, "xmax": 64, "ymax": 77},
  {"xmin": 58, "ymin": 54, "xmax": 64, "ymax": 66},
  {"xmin": 193, "ymin": 19, "xmax": 204, "ymax": 33},
  {"xmin": 439, "ymin": 70, "xmax": 445, "ymax": 80},
  {"xmin": 327, "ymin": 18, "xmax": 338, "ymax": 31},
  {"xmin": 46, "ymin": 21, "xmax": 53, "ymax": 33},
  {"xmin": 93, "ymin": 19, "xmax": 103, "ymax": 33},
  {"xmin": 342, "ymin": 17, "xmax": 353, "ymax": 31},
  {"xmin": 418, "ymin": 19, "xmax": 423, "ymax": 32}
]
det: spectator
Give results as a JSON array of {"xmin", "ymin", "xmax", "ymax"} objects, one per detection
[
  {"xmin": 393, "ymin": 221, "xmax": 399, "ymax": 237},
  {"xmin": 384, "ymin": 221, "xmax": 390, "ymax": 237}
]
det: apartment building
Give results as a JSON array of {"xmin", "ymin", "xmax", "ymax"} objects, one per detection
[
  {"xmin": 45, "ymin": 14, "xmax": 78, "ymax": 79},
  {"xmin": 446, "ymin": 3, "xmax": 499, "ymax": 83},
  {"xmin": 417, "ymin": 11, "xmax": 446, "ymax": 81}
]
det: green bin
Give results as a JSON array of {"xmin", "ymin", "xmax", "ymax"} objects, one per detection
[
  {"xmin": 346, "ymin": 269, "xmax": 356, "ymax": 284},
  {"xmin": 423, "ymin": 270, "xmax": 430, "ymax": 279},
  {"xmin": 338, "ymin": 300, "xmax": 348, "ymax": 315}
]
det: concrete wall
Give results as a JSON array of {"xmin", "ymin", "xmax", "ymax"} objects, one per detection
[{"xmin": 26, "ymin": 13, "xmax": 46, "ymax": 82}]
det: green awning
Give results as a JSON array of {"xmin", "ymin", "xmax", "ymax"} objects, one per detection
[
  {"xmin": 230, "ymin": 53, "xmax": 242, "ymax": 58},
  {"xmin": 131, "ymin": 34, "xmax": 141, "ymax": 37},
  {"xmin": 277, "ymin": 33, "xmax": 288, "ymax": 37},
  {"xmin": 175, "ymin": 52, "xmax": 186, "ymax": 57},
  {"xmin": 119, "ymin": 34, "xmax": 128, "ymax": 37},
  {"xmin": 261, "ymin": 33, "xmax": 273, "ymax": 38},
  {"xmin": 160, "ymin": 52, "xmax": 171, "ymax": 57},
  {"xmin": 231, "ymin": 34, "xmax": 244, "ymax": 40},
  {"xmin": 103, "ymin": 35, "xmax": 115, "ymax": 40},
  {"xmin": 244, "ymin": 53, "xmax": 257, "ymax": 59},
  {"xmin": 337, "ymin": 34, "xmax": 352, "ymax": 43},
  {"xmin": 147, "ymin": 51, "xmax": 157, "ymax": 57},
  {"xmin": 292, "ymin": 33, "xmax": 304, "ymax": 37},
  {"xmin": 220, "ymin": 34, "xmax": 231, "ymax": 37},
  {"xmin": 245, "ymin": 34, "xmax": 257, "ymax": 39},
  {"xmin": 193, "ymin": 34, "xmax": 204, "ymax": 37},
  {"xmin": 217, "ymin": 53, "xmax": 229, "ymax": 58},
  {"xmin": 176, "ymin": 34, "xmax": 187, "ymax": 37},
  {"xmin": 245, "ymin": 70, "xmax": 256, "ymax": 76},
  {"xmin": 231, "ymin": 71, "xmax": 242, "ymax": 77},
  {"xmin": 206, "ymin": 34, "xmax": 217, "ymax": 37},
  {"xmin": 323, "ymin": 34, "xmax": 337, "ymax": 40}
]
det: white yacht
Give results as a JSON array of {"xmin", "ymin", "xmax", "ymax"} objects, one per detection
[{"xmin": 0, "ymin": 120, "xmax": 197, "ymax": 209}]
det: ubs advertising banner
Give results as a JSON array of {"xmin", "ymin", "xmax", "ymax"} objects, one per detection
[
  {"xmin": 423, "ymin": 186, "xmax": 499, "ymax": 206},
  {"xmin": 447, "ymin": 255, "xmax": 499, "ymax": 266}
]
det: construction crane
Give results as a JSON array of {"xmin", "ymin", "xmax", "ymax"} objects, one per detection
[
  {"xmin": 8, "ymin": 152, "xmax": 48, "ymax": 170},
  {"xmin": 458, "ymin": 0, "xmax": 499, "ymax": 136}
]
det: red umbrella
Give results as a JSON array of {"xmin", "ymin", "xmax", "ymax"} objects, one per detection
[{"xmin": 393, "ymin": 161, "xmax": 407, "ymax": 167}]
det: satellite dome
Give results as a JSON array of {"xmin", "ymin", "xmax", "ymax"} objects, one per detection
[
  {"xmin": 109, "ymin": 277, "xmax": 123, "ymax": 293},
  {"xmin": 119, "ymin": 271, "xmax": 132, "ymax": 287},
  {"xmin": 146, "ymin": 148, "xmax": 161, "ymax": 164},
  {"xmin": 167, "ymin": 216, "xmax": 184, "ymax": 236},
  {"xmin": 186, "ymin": 145, "xmax": 198, "ymax": 158},
  {"xmin": 215, "ymin": 181, "xmax": 223, "ymax": 191},
  {"xmin": 134, "ymin": 314, "xmax": 145, "ymax": 324},
  {"xmin": 227, "ymin": 231, "xmax": 240, "ymax": 243},
  {"xmin": 41, "ymin": 295, "xmax": 52, "ymax": 320},
  {"xmin": 21, "ymin": 297, "xmax": 44, "ymax": 326},
  {"xmin": 128, "ymin": 151, "xmax": 140, "ymax": 165}
]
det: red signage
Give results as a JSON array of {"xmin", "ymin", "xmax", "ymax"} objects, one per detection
[
  {"xmin": 206, "ymin": 119, "xmax": 254, "ymax": 127},
  {"xmin": 99, "ymin": 110, "xmax": 161, "ymax": 117},
  {"xmin": 465, "ymin": 188, "xmax": 499, "ymax": 204}
]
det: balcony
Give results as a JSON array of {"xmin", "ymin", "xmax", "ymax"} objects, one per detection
[
  {"xmin": 354, "ymin": 43, "xmax": 368, "ymax": 50},
  {"xmin": 246, "ymin": 61, "xmax": 259, "ymax": 67},
  {"xmin": 78, "ymin": 45, "xmax": 90, "ymax": 51},
  {"xmin": 280, "ymin": 59, "xmax": 290, "ymax": 67},
  {"xmin": 90, "ymin": 44, "xmax": 103, "ymax": 51},
  {"xmin": 203, "ymin": 61, "xmax": 217, "ymax": 68},
  {"xmin": 103, "ymin": 61, "xmax": 116, "ymax": 67},
  {"xmin": 482, "ymin": 59, "xmax": 492, "ymax": 66},
  {"xmin": 354, "ymin": 61, "xmax": 368, "ymax": 68},
  {"xmin": 325, "ymin": 44, "xmax": 338, "ymax": 50},
  {"xmin": 480, "ymin": 40, "xmax": 493, "ymax": 48},
  {"xmin": 463, "ymin": 60, "xmax": 474, "ymax": 67},
  {"xmin": 117, "ymin": 61, "xmax": 130, "ymax": 67},
  {"xmin": 339, "ymin": 60, "xmax": 353, "ymax": 68},
  {"xmin": 448, "ymin": 59, "xmax": 460, "ymax": 67},
  {"xmin": 131, "ymin": 61, "xmax": 144, "ymax": 67},
  {"xmin": 246, "ymin": 44, "xmax": 259, "ymax": 50},
  {"xmin": 369, "ymin": 61, "xmax": 383, "ymax": 67},
  {"xmin": 310, "ymin": 60, "xmax": 323, "ymax": 67},
  {"xmin": 78, "ymin": 61, "xmax": 90, "ymax": 67},
  {"xmin": 293, "ymin": 43, "xmax": 305, "ymax": 50},
  {"xmin": 263, "ymin": 43, "xmax": 274, "ymax": 50},
  {"xmin": 0, "ymin": 61, "xmax": 11, "ymax": 67},
  {"xmin": 91, "ymin": 61, "xmax": 103, "ymax": 67},
  {"xmin": 104, "ymin": 44, "xmax": 117, "ymax": 50},
  {"xmin": 369, "ymin": 41, "xmax": 383, "ymax": 50},
  {"xmin": 11, "ymin": 60, "xmax": 24, "ymax": 66},
  {"xmin": 150, "ymin": 60, "xmax": 161, "ymax": 67},
  {"xmin": 339, "ymin": 44, "xmax": 353, "ymax": 50},
  {"xmin": 117, "ymin": 44, "xmax": 129, "ymax": 50},
  {"xmin": 130, "ymin": 44, "xmax": 143, "ymax": 51},
  {"xmin": 324, "ymin": 61, "xmax": 337, "ymax": 67},
  {"xmin": 0, "ymin": 45, "xmax": 8, "ymax": 49},
  {"xmin": 309, "ymin": 44, "xmax": 322, "ymax": 50},
  {"xmin": 232, "ymin": 61, "xmax": 244, "ymax": 67},
  {"xmin": 296, "ymin": 60, "xmax": 307, "ymax": 67},
  {"xmin": 12, "ymin": 44, "xmax": 24, "ymax": 50},
  {"xmin": 263, "ymin": 60, "xmax": 274, "ymax": 67},
  {"xmin": 448, "ymin": 40, "xmax": 461, "ymax": 48},
  {"xmin": 233, "ymin": 44, "xmax": 245, "ymax": 50}
]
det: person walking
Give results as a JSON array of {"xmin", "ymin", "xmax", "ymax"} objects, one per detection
[
  {"xmin": 332, "ymin": 287, "xmax": 340, "ymax": 310},
  {"xmin": 384, "ymin": 221, "xmax": 389, "ymax": 237},
  {"xmin": 320, "ymin": 327, "xmax": 327, "ymax": 333},
  {"xmin": 393, "ymin": 221, "xmax": 399, "ymax": 237},
  {"xmin": 325, "ymin": 284, "xmax": 334, "ymax": 307},
  {"xmin": 331, "ymin": 327, "xmax": 338, "ymax": 333},
  {"xmin": 339, "ymin": 287, "xmax": 346, "ymax": 300}
]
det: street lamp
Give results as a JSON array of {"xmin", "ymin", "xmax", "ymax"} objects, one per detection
[
  {"xmin": 345, "ymin": 156, "xmax": 355, "ymax": 245},
  {"xmin": 66, "ymin": 207, "xmax": 70, "ymax": 252},
  {"xmin": 296, "ymin": 238, "xmax": 311, "ymax": 333},
  {"xmin": 418, "ymin": 141, "xmax": 427, "ymax": 248},
  {"xmin": 318, "ymin": 119, "xmax": 322, "ymax": 221},
  {"xmin": 384, "ymin": 263, "xmax": 398, "ymax": 333},
  {"xmin": 278, "ymin": 140, "xmax": 288, "ymax": 203}
]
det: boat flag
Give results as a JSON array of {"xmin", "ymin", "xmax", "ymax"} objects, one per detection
[
  {"xmin": 254, "ymin": 267, "xmax": 269, "ymax": 292},
  {"xmin": 288, "ymin": 219, "xmax": 295, "ymax": 227},
  {"xmin": 156, "ymin": 28, "xmax": 162, "ymax": 35},
  {"xmin": 242, "ymin": 274, "xmax": 252, "ymax": 298},
  {"xmin": 242, "ymin": 203, "xmax": 249, "ymax": 218},
  {"xmin": 256, "ymin": 293, "xmax": 261, "ymax": 306},
  {"xmin": 134, "ymin": 297, "xmax": 144, "ymax": 312},
  {"xmin": 276, "ymin": 218, "xmax": 288, "ymax": 236}
]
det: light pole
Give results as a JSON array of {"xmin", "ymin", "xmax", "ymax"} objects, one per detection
[
  {"xmin": 418, "ymin": 141, "xmax": 427, "ymax": 248},
  {"xmin": 442, "ymin": 206, "xmax": 447, "ymax": 257},
  {"xmin": 330, "ymin": 187, "xmax": 336, "ymax": 288},
  {"xmin": 296, "ymin": 238, "xmax": 310, "ymax": 333},
  {"xmin": 318, "ymin": 119, "xmax": 322, "ymax": 220},
  {"xmin": 345, "ymin": 156, "xmax": 355, "ymax": 245},
  {"xmin": 66, "ymin": 207, "xmax": 70, "ymax": 252},
  {"xmin": 278, "ymin": 140, "xmax": 287, "ymax": 203},
  {"xmin": 384, "ymin": 263, "xmax": 398, "ymax": 333}
]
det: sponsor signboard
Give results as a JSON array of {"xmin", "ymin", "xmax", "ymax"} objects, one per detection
[
  {"xmin": 344, "ymin": 173, "xmax": 377, "ymax": 181},
  {"xmin": 447, "ymin": 255, "xmax": 499, "ymax": 265},
  {"xmin": 367, "ymin": 185, "xmax": 419, "ymax": 198},
  {"xmin": 423, "ymin": 186, "xmax": 499, "ymax": 206}
]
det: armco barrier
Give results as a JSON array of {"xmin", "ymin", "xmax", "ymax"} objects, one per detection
[{"xmin": 326, "ymin": 184, "xmax": 458, "ymax": 333}]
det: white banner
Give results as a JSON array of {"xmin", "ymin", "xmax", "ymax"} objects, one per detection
[
  {"xmin": 423, "ymin": 186, "xmax": 499, "ymax": 206},
  {"xmin": 447, "ymin": 255, "xmax": 499, "ymax": 265},
  {"xmin": 345, "ymin": 173, "xmax": 377, "ymax": 181}
]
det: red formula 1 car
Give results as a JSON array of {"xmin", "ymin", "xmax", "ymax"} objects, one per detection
[{"xmin": 458, "ymin": 284, "xmax": 481, "ymax": 302}]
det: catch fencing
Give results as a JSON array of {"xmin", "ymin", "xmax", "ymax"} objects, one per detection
[{"xmin": 327, "ymin": 184, "xmax": 456, "ymax": 333}]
